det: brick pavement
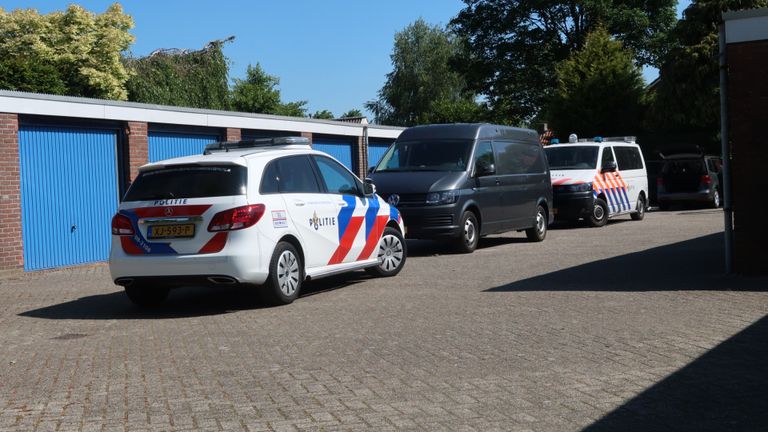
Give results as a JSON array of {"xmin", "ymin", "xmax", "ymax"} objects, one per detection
[{"xmin": 0, "ymin": 209, "xmax": 766, "ymax": 431}]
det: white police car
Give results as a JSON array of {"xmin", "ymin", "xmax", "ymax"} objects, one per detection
[{"xmin": 109, "ymin": 137, "xmax": 406, "ymax": 306}]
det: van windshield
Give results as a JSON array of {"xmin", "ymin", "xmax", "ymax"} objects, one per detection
[
  {"xmin": 374, "ymin": 139, "xmax": 473, "ymax": 172},
  {"xmin": 544, "ymin": 146, "xmax": 599, "ymax": 170}
]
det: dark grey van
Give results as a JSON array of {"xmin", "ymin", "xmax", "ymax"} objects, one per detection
[{"xmin": 368, "ymin": 124, "xmax": 553, "ymax": 253}]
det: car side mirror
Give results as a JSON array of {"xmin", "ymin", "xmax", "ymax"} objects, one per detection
[
  {"xmin": 367, "ymin": 166, "xmax": 376, "ymax": 174},
  {"xmin": 602, "ymin": 161, "xmax": 618, "ymax": 173},
  {"xmin": 363, "ymin": 178, "xmax": 376, "ymax": 196},
  {"xmin": 475, "ymin": 159, "xmax": 496, "ymax": 177}
]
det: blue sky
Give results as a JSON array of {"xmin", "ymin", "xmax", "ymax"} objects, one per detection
[{"xmin": 2, "ymin": 1, "xmax": 691, "ymax": 118}]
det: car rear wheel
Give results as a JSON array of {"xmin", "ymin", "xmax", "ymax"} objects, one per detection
[
  {"xmin": 365, "ymin": 227, "xmax": 407, "ymax": 277},
  {"xmin": 631, "ymin": 194, "xmax": 646, "ymax": 221},
  {"xmin": 588, "ymin": 198, "xmax": 609, "ymax": 227},
  {"xmin": 124, "ymin": 285, "xmax": 169, "ymax": 307},
  {"xmin": 710, "ymin": 188, "xmax": 721, "ymax": 208},
  {"xmin": 454, "ymin": 210, "xmax": 479, "ymax": 253},
  {"xmin": 264, "ymin": 242, "xmax": 303, "ymax": 305},
  {"xmin": 525, "ymin": 205, "xmax": 547, "ymax": 242}
]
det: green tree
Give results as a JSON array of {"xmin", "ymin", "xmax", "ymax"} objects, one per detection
[
  {"xmin": 124, "ymin": 39, "xmax": 231, "ymax": 110},
  {"xmin": 0, "ymin": 3, "xmax": 134, "ymax": 99},
  {"xmin": 341, "ymin": 109, "xmax": 364, "ymax": 118},
  {"xmin": 451, "ymin": 0, "xmax": 676, "ymax": 123},
  {"xmin": 312, "ymin": 110, "xmax": 335, "ymax": 119},
  {"xmin": 230, "ymin": 63, "xmax": 307, "ymax": 116},
  {"xmin": 648, "ymin": 0, "xmax": 767, "ymax": 143},
  {"xmin": 366, "ymin": 18, "xmax": 484, "ymax": 126},
  {"xmin": 546, "ymin": 27, "xmax": 646, "ymax": 139}
]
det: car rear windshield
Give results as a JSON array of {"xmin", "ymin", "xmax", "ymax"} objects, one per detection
[
  {"xmin": 662, "ymin": 159, "xmax": 706, "ymax": 176},
  {"xmin": 374, "ymin": 139, "xmax": 473, "ymax": 172},
  {"xmin": 544, "ymin": 146, "xmax": 599, "ymax": 170},
  {"xmin": 123, "ymin": 165, "xmax": 247, "ymax": 202}
]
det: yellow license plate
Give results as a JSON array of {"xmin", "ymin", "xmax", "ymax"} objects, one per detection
[{"xmin": 148, "ymin": 224, "xmax": 195, "ymax": 239}]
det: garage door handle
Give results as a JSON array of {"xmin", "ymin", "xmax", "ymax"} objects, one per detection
[{"xmin": 70, "ymin": 224, "xmax": 77, "ymax": 233}]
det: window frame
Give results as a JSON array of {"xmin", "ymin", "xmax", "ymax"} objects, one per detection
[{"xmin": 310, "ymin": 155, "xmax": 364, "ymax": 196}]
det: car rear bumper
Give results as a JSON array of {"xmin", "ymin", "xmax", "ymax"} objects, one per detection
[
  {"xmin": 109, "ymin": 242, "xmax": 269, "ymax": 286},
  {"xmin": 657, "ymin": 190, "xmax": 712, "ymax": 203}
]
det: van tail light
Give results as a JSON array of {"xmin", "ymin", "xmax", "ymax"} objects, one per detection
[
  {"xmin": 208, "ymin": 204, "xmax": 265, "ymax": 232},
  {"xmin": 111, "ymin": 213, "xmax": 135, "ymax": 236},
  {"xmin": 701, "ymin": 174, "xmax": 712, "ymax": 185}
]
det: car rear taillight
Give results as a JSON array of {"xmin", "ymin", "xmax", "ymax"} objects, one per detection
[
  {"xmin": 208, "ymin": 204, "xmax": 265, "ymax": 232},
  {"xmin": 111, "ymin": 213, "xmax": 134, "ymax": 236},
  {"xmin": 701, "ymin": 174, "xmax": 712, "ymax": 185}
]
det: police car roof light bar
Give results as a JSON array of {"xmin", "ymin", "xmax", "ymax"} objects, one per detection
[{"xmin": 204, "ymin": 137, "xmax": 310, "ymax": 154}]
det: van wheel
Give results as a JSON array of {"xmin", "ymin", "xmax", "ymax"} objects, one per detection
[
  {"xmin": 710, "ymin": 188, "xmax": 721, "ymax": 208},
  {"xmin": 631, "ymin": 194, "xmax": 646, "ymax": 221},
  {"xmin": 525, "ymin": 205, "xmax": 547, "ymax": 242},
  {"xmin": 264, "ymin": 242, "xmax": 303, "ymax": 305},
  {"xmin": 365, "ymin": 227, "xmax": 407, "ymax": 277},
  {"xmin": 124, "ymin": 285, "xmax": 169, "ymax": 307},
  {"xmin": 588, "ymin": 198, "xmax": 609, "ymax": 227},
  {"xmin": 455, "ymin": 211, "xmax": 479, "ymax": 253}
]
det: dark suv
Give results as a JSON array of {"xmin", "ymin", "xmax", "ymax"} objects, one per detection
[{"xmin": 656, "ymin": 153, "xmax": 722, "ymax": 210}]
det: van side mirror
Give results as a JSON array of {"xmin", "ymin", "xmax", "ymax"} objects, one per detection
[
  {"xmin": 363, "ymin": 178, "xmax": 376, "ymax": 196},
  {"xmin": 602, "ymin": 161, "xmax": 618, "ymax": 173},
  {"xmin": 475, "ymin": 159, "xmax": 496, "ymax": 177}
]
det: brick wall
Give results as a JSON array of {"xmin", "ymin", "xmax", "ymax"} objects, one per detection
[
  {"xmin": 0, "ymin": 113, "xmax": 22, "ymax": 270},
  {"xmin": 727, "ymin": 40, "xmax": 768, "ymax": 275},
  {"xmin": 225, "ymin": 128, "xmax": 241, "ymax": 141},
  {"xmin": 125, "ymin": 122, "xmax": 148, "ymax": 184}
]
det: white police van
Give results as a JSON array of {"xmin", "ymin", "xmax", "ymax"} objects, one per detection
[
  {"xmin": 109, "ymin": 137, "xmax": 406, "ymax": 306},
  {"xmin": 543, "ymin": 136, "xmax": 648, "ymax": 227}
]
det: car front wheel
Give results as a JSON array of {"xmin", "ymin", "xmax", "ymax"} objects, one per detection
[
  {"xmin": 366, "ymin": 227, "xmax": 406, "ymax": 277},
  {"xmin": 454, "ymin": 211, "xmax": 479, "ymax": 253},
  {"xmin": 588, "ymin": 198, "xmax": 609, "ymax": 227}
]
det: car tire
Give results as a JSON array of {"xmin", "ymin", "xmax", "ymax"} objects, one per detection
[
  {"xmin": 588, "ymin": 198, "xmax": 609, "ymax": 227},
  {"xmin": 454, "ymin": 210, "xmax": 479, "ymax": 253},
  {"xmin": 525, "ymin": 205, "xmax": 547, "ymax": 242},
  {"xmin": 264, "ymin": 242, "xmax": 303, "ymax": 305},
  {"xmin": 710, "ymin": 188, "xmax": 721, "ymax": 208},
  {"xmin": 124, "ymin": 284, "xmax": 169, "ymax": 307},
  {"xmin": 631, "ymin": 194, "xmax": 646, "ymax": 221},
  {"xmin": 365, "ymin": 227, "xmax": 407, "ymax": 277}
]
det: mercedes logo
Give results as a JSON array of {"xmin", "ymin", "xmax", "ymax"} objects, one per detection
[
  {"xmin": 164, "ymin": 207, "xmax": 174, "ymax": 216},
  {"xmin": 387, "ymin": 194, "xmax": 400, "ymax": 206}
]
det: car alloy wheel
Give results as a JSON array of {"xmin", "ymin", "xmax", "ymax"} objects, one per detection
[{"xmin": 277, "ymin": 249, "xmax": 300, "ymax": 297}]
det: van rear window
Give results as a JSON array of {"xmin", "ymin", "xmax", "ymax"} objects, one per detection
[{"xmin": 123, "ymin": 165, "xmax": 247, "ymax": 202}]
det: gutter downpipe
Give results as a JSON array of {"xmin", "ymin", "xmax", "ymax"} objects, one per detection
[{"xmin": 719, "ymin": 23, "xmax": 734, "ymax": 274}]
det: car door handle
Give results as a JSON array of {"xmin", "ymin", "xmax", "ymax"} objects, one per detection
[
  {"xmin": 293, "ymin": 200, "xmax": 305, "ymax": 207},
  {"xmin": 337, "ymin": 201, "xmax": 348, "ymax": 207}
]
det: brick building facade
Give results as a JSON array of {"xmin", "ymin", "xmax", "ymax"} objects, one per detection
[{"xmin": 0, "ymin": 91, "xmax": 402, "ymax": 271}]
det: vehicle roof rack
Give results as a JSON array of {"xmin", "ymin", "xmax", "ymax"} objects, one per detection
[{"xmin": 204, "ymin": 136, "xmax": 310, "ymax": 154}]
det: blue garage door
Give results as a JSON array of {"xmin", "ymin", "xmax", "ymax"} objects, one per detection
[
  {"xmin": 367, "ymin": 141, "xmax": 392, "ymax": 170},
  {"xmin": 312, "ymin": 138, "xmax": 353, "ymax": 171},
  {"xmin": 19, "ymin": 125, "xmax": 119, "ymax": 271},
  {"xmin": 148, "ymin": 131, "xmax": 219, "ymax": 162}
]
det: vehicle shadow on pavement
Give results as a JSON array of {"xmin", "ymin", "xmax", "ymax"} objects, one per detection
[
  {"xmin": 582, "ymin": 314, "xmax": 768, "ymax": 432},
  {"xmin": 485, "ymin": 232, "xmax": 768, "ymax": 292},
  {"xmin": 406, "ymin": 237, "xmax": 529, "ymax": 257},
  {"xmin": 18, "ymin": 273, "xmax": 370, "ymax": 320}
]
